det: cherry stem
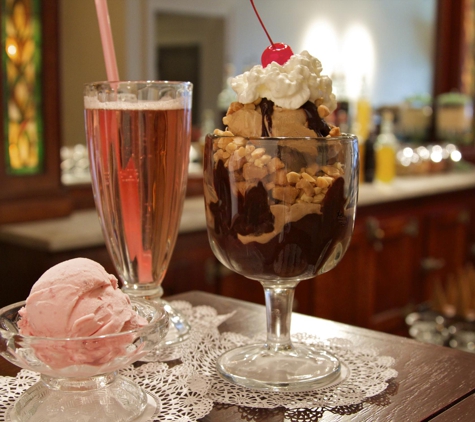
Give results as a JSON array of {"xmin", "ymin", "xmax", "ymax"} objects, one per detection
[{"xmin": 250, "ymin": 0, "xmax": 274, "ymax": 46}]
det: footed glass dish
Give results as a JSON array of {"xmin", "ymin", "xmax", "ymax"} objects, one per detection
[{"xmin": 0, "ymin": 298, "xmax": 169, "ymax": 422}]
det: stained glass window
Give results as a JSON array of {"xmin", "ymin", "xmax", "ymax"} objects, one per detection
[
  {"xmin": 2, "ymin": 0, "xmax": 43, "ymax": 175},
  {"xmin": 462, "ymin": 0, "xmax": 475, "ymax": 97}
]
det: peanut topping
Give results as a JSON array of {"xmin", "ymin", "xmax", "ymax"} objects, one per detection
[
  {"xmin": 317, "ymin": 105, "xmax": 330, "ymax": 118},
  {"xmin": 329, "ymin": 126, "xmax": 341, "ymax": 137},
  {"xmin": 211, "ymin": 135, "xmax": 344, "ymax": 207}
]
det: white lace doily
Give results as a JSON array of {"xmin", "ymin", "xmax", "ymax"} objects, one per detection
[
  {"xmin": 156, "ymin": 300, "xmax": 236, "ymax": 361},
  {"xmin": 179, "ymin": 322, "xmax": 398, "ymax": 410},
  {"xmin": 0, "ymin": 301, "xmax": 398, "ymax": 421},
  {"xmin": 0, "ymin": 361, "xmax": 213, "ymax": 422}
]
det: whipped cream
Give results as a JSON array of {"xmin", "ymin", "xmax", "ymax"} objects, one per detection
[{"xmin": 231, "ymin": 51, "xmax": 336, "ymax": 111}]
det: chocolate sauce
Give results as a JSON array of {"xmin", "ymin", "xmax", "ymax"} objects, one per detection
[
  {"xmin": 301, "ymin": 101, "xmax": 331, "ymax": 137},
  {"xmin": 259, "ymin": 99, "xmax": 274, "ymax": 136},
  {"xmin": 209, "ymin": 160, "xmax": 275, "ymax": 237},
  {"xmin": 258, "ymin": 99, "xmax": 331, "ymax": 137},
  {"xmin": 207, "ymin": 159, "xmax": 350, "ymax": 279}
]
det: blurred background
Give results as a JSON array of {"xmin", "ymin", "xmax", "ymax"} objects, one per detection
[{"xmin": 1, "ymin": 0, "xmax": 475, "ymax": 351}]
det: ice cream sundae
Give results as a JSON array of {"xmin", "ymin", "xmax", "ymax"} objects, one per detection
[
  {"xmin": 225, "ymin": 50, "xmax": 338, "ymax": 138},
  {"xmin": 203, "ymin": 46, "xmax": 356, "ymax": 281},
  {"xmin": 202, "ymin": 0, "xmax": 358, "ymax": 392}
]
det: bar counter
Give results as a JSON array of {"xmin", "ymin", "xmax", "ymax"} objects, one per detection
[
  {"xmin": 1, "ymin": 170, "xmax": 475, "ymax": 253},
  {"xmin": 2, "ymin": 291, "xmax": 475, "ymax": 421}
]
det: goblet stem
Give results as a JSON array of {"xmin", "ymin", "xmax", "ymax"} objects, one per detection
[
  {"xmin": 216, "ymin": 281, "xmax": 341, "ymax": 391},
  {"xmin": 263, "ymin": 284, "xmax": 296, "ymax": 352}
]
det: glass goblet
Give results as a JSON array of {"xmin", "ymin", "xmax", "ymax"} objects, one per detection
[
  {"xmin": 203, "ymin": 133, "xmax": 358, "ymax": 391},
  {"xmin": 84, "ymin": 81, "xmax": 192, "ymax": 346}
]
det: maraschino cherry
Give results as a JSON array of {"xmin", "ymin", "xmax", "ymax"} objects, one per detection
[{"xmin": 250, "ymin": 0, "xmax": 293, "ymax": 67}]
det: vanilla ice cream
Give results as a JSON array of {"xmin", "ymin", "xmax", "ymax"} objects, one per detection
[{"xmin": 223, "ymin": 51, "xmax": 339, "ymax": 138}]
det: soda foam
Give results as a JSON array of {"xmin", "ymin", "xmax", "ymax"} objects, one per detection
[{"xmin": 84, "ymin": 96, "xmax": 188, "ymax": 110}]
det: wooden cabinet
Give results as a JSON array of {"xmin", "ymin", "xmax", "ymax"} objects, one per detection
[
  {"xmin": 360, "ymin": 214, "xmax": 422, "ymax": 334},
  {"xmin": 310, "ymin": 223, "xmax": 368, "ymax": 325},
  {"xmin": 299, "ymin": 211, "xmax": 424, "ymax": 335},
  {"xmin": 307, "ymin": 188, "xmax": 475, "ymax": 335},
  {"xmin": 421, "ymin": 205, "xmax": 471, "ymax": 298}
]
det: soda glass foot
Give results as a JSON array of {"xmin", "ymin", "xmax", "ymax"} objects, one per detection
[
  {"xmin": 84, "ymin": 81, "xmax": 193, "ymax": 346},
  {"xmin": 203, "ymin": 134, "xmax": 358, "ymax": 391}
]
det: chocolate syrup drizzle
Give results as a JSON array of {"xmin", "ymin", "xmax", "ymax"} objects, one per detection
[
  {"xmin": 258, "ymin": 99, "xmax": 331, "ymax": 137},
  {"xmin": 259, "ymin": 99, "xmax": 274, "ymax": 136},
  {"xmin": 301, "ymin": 101, "xmax": 331, "ymax": 137}
]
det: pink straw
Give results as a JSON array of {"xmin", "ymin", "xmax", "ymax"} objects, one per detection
[{"xmin": 94, "ymin": 0, "xmax": 119, "ymax": 81}]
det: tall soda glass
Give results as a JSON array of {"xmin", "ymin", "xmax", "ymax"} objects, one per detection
[{"xmin": 84, "ymin": 81, "xmax": 192, "ymax": 345}]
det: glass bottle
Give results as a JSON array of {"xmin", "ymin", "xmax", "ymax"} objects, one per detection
[
  {"xmin": 364, "ymin": 123, "xmax": 378, "ymax": 183},
  {"xmin": 353, "ymin": 78, "xmax": 372, "ymax": 183},
  {"xmin": 375, "ymin": 110, "xmax": 398, "ymax": 183}
]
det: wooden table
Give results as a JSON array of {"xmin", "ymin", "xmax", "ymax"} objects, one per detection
[{"xmin": 2, "ymin": 291, "xmax": 475, "ymax": 421}]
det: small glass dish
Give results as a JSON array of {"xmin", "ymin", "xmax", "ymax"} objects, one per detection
[
  {"xmin": 405, "ymin": 311, "xmax": 451, "ymax": 346},
  {"xmin": 448, "ymin": 321, "xmax": 475, "ymax": 353},
  {"xmin": 0, "ymin": 298, "xmax": 169, "ymax": 422}
]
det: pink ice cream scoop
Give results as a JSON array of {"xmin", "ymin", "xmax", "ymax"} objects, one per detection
[
  {"xmin": 16, "ymin": 258, "xmax": 150, "ymax": 370},
  {"xmin": 2, "ymin": 258, "xmax": 169, "ymax": 378},
  {"xmin": 18, "ymin": 258, "xmax": 147, "ymax": 338}
]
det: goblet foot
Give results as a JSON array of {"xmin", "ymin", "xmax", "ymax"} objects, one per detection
[
  {"xmin": 216, "ymin": 343, "xmax": 341, "ymax": 392},
  {"xmin": 10, "ymin": 373, "xmax": 149, "ymax": 422}
]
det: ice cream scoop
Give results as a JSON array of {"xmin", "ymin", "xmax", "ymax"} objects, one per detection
[
  {"xmin": 231, "ymin": 51, "xmax": 336, "ymax": 111},
  {"xmin": 18, "ymin": 258, "xmax": 147, "ymax": 338},
  {"xmin": 224, "ymin": 51, "xmax": 338, "ymax": 138}
]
